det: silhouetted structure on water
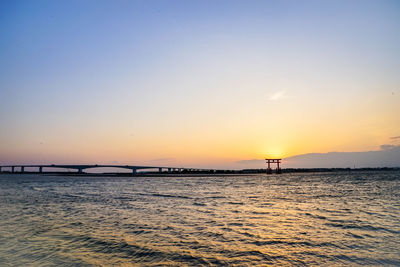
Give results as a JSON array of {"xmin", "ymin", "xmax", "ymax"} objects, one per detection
[{"xmin": 265, "ymin": 159, "xmax": 282, "ymax": 174}]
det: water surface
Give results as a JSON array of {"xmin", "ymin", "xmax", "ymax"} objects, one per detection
[{"xmin": 0, "ymin": 171, "xmax": 399, "ymax": 266}]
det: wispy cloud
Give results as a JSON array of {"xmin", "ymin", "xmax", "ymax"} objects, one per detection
[
  {"xmin": 391, "ymin": 136, "xmax": 400, "ymax": 140},
  {"xmin": 380, "ymin": 144, "xmax": 396, "ymax": 151},
  {"xmin": 284, "ymin": 145, "xmax": 400, "ymax": 168},
  {"xmin": 269, "ymin": 90, "xmax": 286, "ymax": 101}
]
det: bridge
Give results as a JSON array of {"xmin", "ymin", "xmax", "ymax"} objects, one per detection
[{"xmin": 0, "ymin": 164, "xmax": 215, "ymax": 174}]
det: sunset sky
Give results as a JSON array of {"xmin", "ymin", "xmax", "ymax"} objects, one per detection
[{"xmin": 1, "ymin": 0, "xmax": 399, "ymax": 168}]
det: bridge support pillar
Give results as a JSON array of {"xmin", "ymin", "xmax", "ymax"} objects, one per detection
[
  {"xmin": 0, "ymin": 167, "xmax": 2, "ymax": 172},
  {"xmin": 12, "ymin": 166, "xmax": 15, "ymax": 173},
  {"xmin": 78, "ymin": 168, "xmax": 83, "ymax": 173},
  {"xmin": 39, "ymin": 167, "xmax": 43, "ymax": 173},
  {"xmin": 132, "ymin": 169, "xmax": 137, "ymax": 174},
  {"xmin": 21, "ymin": 167, "xmax": 24, "ymax": 173},
  {"xmin": 168, "ymin": 168, "xmax": 171, "ymax": 173},
  {"xmin": 276, "ymin": 161, "xmax": 281, "ymax": 174},
  {"xmin": 159, "ymin": 168, "xmax": 162, "ymax": 173}
]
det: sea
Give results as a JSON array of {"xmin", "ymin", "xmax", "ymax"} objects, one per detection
[{"xmin": 0, "ymin": 171, "xmax": 399, "ymax": 266}]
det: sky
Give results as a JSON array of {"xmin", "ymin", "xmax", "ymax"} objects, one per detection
[{"xmin": 1, "ymin": 0, "xmax": 400, "ymax": 169}]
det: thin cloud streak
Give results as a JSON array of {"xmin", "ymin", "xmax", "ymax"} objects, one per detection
[{"xmin": 269, "ymin": 91, "xmax": 286, "ymax": 101}]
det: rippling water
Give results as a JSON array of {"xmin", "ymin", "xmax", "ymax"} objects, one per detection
[{"xmin": 1, "ymin": 171, "xmax": 400, "ymax": 266}]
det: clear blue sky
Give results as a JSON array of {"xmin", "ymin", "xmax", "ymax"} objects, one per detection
[{"xmin": 1, "ymin": 0, "xmax": 399, "ymax": 168}]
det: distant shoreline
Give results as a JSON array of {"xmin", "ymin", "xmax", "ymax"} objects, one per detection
[{"xmin": 0, "ymin": 167, "xmax": 399, "ymax": 177}]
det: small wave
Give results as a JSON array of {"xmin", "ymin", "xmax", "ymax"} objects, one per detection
[
  {"xmin": 236, "ymin": 231, "xmax": 258, "ymax": 238},
  {"xmin": 192, "ymin": 202, "xmax": 206, "ymax": 206},
  {"xmin": 138, "ymin": 193, "xmax": 193, "ymax": 199},
  {"xmin": 250, "ymin": 210, "xmax": 270, "ymax": 215},
  {"xmin": 346, "ymin": 232, "xmax": 364, "ymax": 239},
  {"xmin": 227, "ymin": 222, "xmax": 243, "ymax": 227},
  {"xmin": 226, "ymin": 201, "xmax": 244, "ymax": 205},
  {"xmin": 304, "ymin": 212, "xmax": 327, "ymax": 220},
  {"xmin": 326, "ymin": 222, "xmax": 400, "ymax": 234},
  {"xmin": 230, "ymin": 250, "xmax": 282, "ymax": 263},
  {"xmin": 113, "ymin": 196, "xmax": 132, "ymax": 200},
  {"xmin": 252, "ymin": 239, "xmax": 341, "ymax": 248}
]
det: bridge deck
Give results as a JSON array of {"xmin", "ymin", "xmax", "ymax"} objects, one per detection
[{"xmin": 0, "ymin": 164, "xmax": 215, "ymax": 173}]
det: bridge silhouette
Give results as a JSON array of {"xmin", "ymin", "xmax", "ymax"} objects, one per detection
[{"xmin": 0, "ymin": 164, "xmax": 215, "ymax": 174}]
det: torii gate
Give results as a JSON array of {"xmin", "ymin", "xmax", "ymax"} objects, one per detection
[{"xmin": 265, "ymin": 159, "xmax": 282, "ymax": 174}]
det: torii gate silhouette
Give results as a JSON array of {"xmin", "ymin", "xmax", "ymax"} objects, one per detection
[{"xmin": 265, "ymin": 159, "xmax": 282, "ymax": 174}]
